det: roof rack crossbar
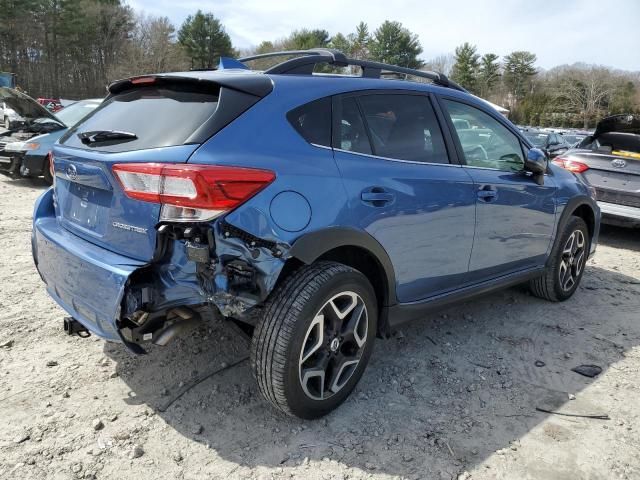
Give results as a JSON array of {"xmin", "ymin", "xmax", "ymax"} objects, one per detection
[
  {"xmin": 239, "ymin": 49, "xmax": 348, "ymax": 65},
  {"xmin": 239, "ymin": 49, "xmax": 466, "ymax": 92}
]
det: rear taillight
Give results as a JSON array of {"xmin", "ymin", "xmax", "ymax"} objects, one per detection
[
  {"xmin": 48, "ymin": 152, "xmax": 55, "ymax": 184},
  {"xmin": 552, "ymin": 157, "xmax": 589, "ymax": 173},
  {"xmin": 112, "ymin": 163, "xmax": 275, "ymax": 222}
]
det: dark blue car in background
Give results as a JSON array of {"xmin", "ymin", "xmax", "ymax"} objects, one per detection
[{"xmin": 32, "ymin": 50, "xmax": 600, "ymax": 418}]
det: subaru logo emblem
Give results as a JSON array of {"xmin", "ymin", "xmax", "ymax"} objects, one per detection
[
  {"xmin": 66, "ymin": 164, "xmax": 78, "ymax": 181},
  {"xmin": 611, "ymin": 159, "xmax": 626, "ymax": 168}
]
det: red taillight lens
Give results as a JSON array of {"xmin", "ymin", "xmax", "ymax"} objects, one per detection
[
  {"xmin": 552, "ymin": 157, "xmax": 589, "ymax": 173},
  {"xmin": 130, "ymin": 76, "xmax": 156, "ymax": 85},
  {"xmin": 112, "ymin": 163, "xmax": 275, "ymax": 222},
  {"xmin": 48, "ymin": 152, "xmax": 55, "ymax": 182}
]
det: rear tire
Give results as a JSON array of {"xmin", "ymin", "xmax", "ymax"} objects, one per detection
[
  {"xmin": 250, "ymin": 261, "xmax": 377, "ymax": 419},
  {"xmin": 530, "ymin": 216, "xmax": 590, "ymax": 302}
]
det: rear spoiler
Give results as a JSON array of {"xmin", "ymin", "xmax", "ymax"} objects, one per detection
[{"xmin": 108, "ymin": 73, "xmax": 273, "ymax": 98}]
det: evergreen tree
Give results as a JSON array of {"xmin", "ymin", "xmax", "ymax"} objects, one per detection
[
  {"xmin": 451, "ymin": 42, "xmax": 480, "ymax": 93},
  {"xmin": 178, "ymin": 10, "xmax": 234, "ymax": 69},
  {"xmin": 286, "ymin": 29, "xmax": 330, "ymax": 50},
  {"xmin": 503, "ymin": 50, "xmax": 537, "ymax": 101},
  {"xmin": 369, "ymin": 21, "xmax": 423, "ymax": 68},
  {"xmin": 349, "ymin": 21, "xmax": 370, "ymax": 59},
  {"xmin": 478, "ymin": 53, "xmax": 500, "ymax": 98}
]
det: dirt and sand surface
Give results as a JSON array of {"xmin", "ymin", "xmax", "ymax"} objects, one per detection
[{"xmin": 1, "ymin": 175, "xmax": 639, "ymax": 480}]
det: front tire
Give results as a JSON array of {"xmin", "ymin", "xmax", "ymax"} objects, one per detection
[
  {"xmin": 250, "ymin": 261, "xmax": 377, "ymax": 419},
  {"xmin": 530, "ymin": 216, "xmax": 590, "ymax": 302}
]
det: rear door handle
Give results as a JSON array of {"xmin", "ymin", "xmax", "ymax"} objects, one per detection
[
  {"xmin": 361, "ymin": 188, "xmax": 395, "ymax": 206},
  {"xmin": 477, "ymin": 185, "xmax": 498, "ymax": 202}
]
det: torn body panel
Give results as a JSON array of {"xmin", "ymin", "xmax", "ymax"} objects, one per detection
[
  {"xmin": 208, "ymin": 221, "xmax": 290, "ymax": 317},
  {"xmin": 121, "ymin": 218, "xmax": 290, "ymax": 333},
  {"xmin": 33, "ymin": 185, "xmax": 290, "ymax": 348}
]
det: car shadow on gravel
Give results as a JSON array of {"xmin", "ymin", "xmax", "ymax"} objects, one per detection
[
  {"xmin": 0, "ymin": 175, "xmax": 50, "ymax": 189},
  {"xmin": 105, "ymin": 264, "xmax": 640, "ymax": 478},
  {"xmin": 599, "ymin": 224, "xmax": 640, "ymax": 252}
]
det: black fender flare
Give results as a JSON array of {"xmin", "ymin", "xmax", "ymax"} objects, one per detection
[
  {"xmin": 549, "ymin": 195, "xmax": 598, "ymax": 264},
  {"xmin": 289, "ymin": 227, "xmax": 397, "ymax": 307}
]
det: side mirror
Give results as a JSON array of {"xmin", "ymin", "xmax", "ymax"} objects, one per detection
[{"xmin": 524, "ymin": 148, "xmax": 548, "ymax": 185}]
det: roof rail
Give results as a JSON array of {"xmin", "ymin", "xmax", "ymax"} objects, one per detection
[{"xmin": 238, "ymin": 49, "xmax": 466, "ymax": 92}]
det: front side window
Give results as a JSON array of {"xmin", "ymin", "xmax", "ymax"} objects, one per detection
[
  {"xmin": 444, "ymin": 99, "xmax": 524, "ymax": 172},
  {"xmin": 357, "ymin": 94, "xmax": 448, "ymax": 163}
]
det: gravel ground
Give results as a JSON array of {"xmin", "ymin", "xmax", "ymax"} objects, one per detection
[{"xmin": 1, "ymin": 175, "xmax": 639, "ymax": 480}]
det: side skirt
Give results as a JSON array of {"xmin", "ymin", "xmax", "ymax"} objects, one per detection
[{"xmin": 382, "ymin": 267, "xmax": 545, "ymax": 332}]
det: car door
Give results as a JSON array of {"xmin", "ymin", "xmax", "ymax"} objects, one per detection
[
  {"xmin": 332, "ymin": 91, "xmax": 476, "ymax": 303},
  {"xmin": 439, "ymin": 97, "xmax": 557, "ymax": 282}
]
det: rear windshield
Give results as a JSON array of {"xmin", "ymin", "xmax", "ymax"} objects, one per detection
[
  {"xmin": 55, "ymin": 101, "xmax": 101, "ymax": 127},
  {"xmin": 60, "ymin": 85, "xmax": 219, "ymax": 152},
  {"xmin": 581, "ymin": 132, "xmax": 640, "ymax": 154}
]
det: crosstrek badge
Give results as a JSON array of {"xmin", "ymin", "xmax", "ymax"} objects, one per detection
[{"xmin": 112, "ymin": 222, "xmax": 147, "ymax": 234}]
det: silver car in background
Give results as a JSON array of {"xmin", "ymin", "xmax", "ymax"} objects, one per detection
[{"xmin": 552, "ymin": 114, "xmax": 640, "ymax": 227}]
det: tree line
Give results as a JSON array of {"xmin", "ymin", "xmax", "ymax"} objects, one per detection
[
  {"xmin": 445, "ymin": 42, "xmax": 639, "ymax": 128},
  {"xmin": 1, "ymin": 1, "xmax": 638, "ymax": 128}
]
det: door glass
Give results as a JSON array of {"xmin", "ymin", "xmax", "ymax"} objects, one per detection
[
  {"xmin": 358, "ymin": 94, "xmax": 448, "ymax": 163},
  {"xmin": 335, "ymin": 97, "xmax": 372, "ymax": 154},
  {"xmin": 287, "ymin": 97, "xmax": 331, "ymax": 147},
  {"xmin": 444, "ymin": 99, "xmax": 525, "ymax": 172}
]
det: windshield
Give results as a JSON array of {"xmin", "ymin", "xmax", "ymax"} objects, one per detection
[
  {"xmin": 524, "ymin": 132, "xmax": 549, "ymax": 147},
  {"xmin": 55, "ymin": 101, "xmax": 101, "ymax": 127}
]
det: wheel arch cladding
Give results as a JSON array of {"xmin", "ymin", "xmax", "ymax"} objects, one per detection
[
  {"xmin": 288, "ymin": 227, "xmax": 397, "ymax": 310},
  {"xmin": 572, "ymin": 203, "xmax": 596, "ymax": 240},
  {"xmin": 552, "ymin": 195, "xmax": 599, "ymax": 263}
]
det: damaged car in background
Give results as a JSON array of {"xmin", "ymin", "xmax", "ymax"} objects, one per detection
[
  {"xmin": 553, "ymin": 114, "xmax": 640, "ymax": 227},
  {"xmin": 7, "ymin": 98, "xmax": 102, "ymax": 183},
  {"xmin": 0, "ymin": 87, "xmax": 67, "ymax": 177},
  {"xmin": 32, "ymin": 50, "xmax": 600, "ymax": 419}
]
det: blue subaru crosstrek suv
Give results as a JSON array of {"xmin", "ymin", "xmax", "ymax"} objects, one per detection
[{"xmin": 32, "ymin": 50, "xmax": 600, "ymax": 418}]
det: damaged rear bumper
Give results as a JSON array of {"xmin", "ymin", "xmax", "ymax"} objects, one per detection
[
  {"xmin": 32, "ymin": 188, "xmax": 290, "ymax": 346},
  {"xmin": 33, "ymin": 189, "xmax": 145, "ymax": 341}
]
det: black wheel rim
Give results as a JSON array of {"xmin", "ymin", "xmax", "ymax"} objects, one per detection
[
  {"xmin": 559, "ymin": 229, "xmax": 586, "ymax": 292},
  {"xmin": 298, "ymin": 291, "xmax": 368, "ymax": 401}
]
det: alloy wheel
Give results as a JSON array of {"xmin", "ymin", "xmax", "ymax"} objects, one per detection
[
  {"xmin": 298, "ymin": 291, "xmax": 368, "ymax": 401},
  {"xmin": 559, "ymin": 229, "xmax": 586, "ymax": 292}
]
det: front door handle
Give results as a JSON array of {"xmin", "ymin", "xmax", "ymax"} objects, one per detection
[
  {"xmin": 361, "ymin": 187, "xmax": 395, "ymax": 206},
  {"xmin": 477, "ymin": 185, "xmax": 498, "ymax": 202}
]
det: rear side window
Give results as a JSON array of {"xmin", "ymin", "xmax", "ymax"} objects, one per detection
[
  {"xmin": 357, "ymin": 94, "xmax": 448, "ymax": 163},
  {"xmin": 287, "ymin": 97, "xmax": 331, "ymax": 147},
  {"xmin": 60, "ymin": 85, "xmax": 219, "ymax": 152}
]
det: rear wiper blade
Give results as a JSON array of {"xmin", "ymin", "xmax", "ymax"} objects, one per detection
[{"xmin": 78, "ymin": 130, "xmax": 137, "ymax": 145}]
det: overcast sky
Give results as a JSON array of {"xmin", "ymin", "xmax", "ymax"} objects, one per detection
[{"xmin": 127, "ymin": 0, "xmax": 640, "ymax": 71}]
